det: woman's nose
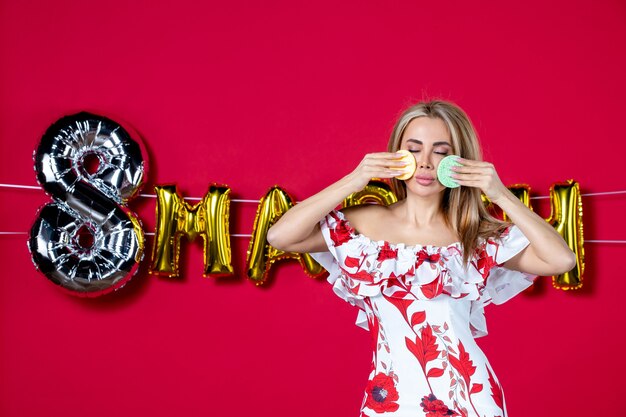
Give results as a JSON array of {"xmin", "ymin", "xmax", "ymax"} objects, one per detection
[{"xmin": 416, "ymin": 154, "xmax": 433, "ymax": 169}]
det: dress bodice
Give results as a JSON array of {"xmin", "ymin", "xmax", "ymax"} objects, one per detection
[
  {"xmin": 309, "ymin": 209, "xmax": 537, "ymax": 416},
  {"xmin": 310, "ymin": 209, "xmax": 537, "ymax": 338}
]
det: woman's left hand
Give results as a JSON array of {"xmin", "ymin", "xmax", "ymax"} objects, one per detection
[{"xmin": 449, "ymin": 157, "xmax": 510, "ymax": 203}]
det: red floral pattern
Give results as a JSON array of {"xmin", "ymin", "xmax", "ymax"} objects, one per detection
[
  {"xmin": 487, "ymin": 365, "xmax": 505, "ymax": 412},
  {"xmin": 312, "ymin": 210, "xmax": 536, "ymax": 416},
  {"xmin": 416, "ymin": 249, "xmax": 441, "ymax": 268},
  {"xmin": 421, "ymin": 394, "xmax": 460, "ymax": 416},
  {"xmin": 364, "ymin": 372, "xmax": 400, "ymax": 413},
  {"xmin": 405, "ymin": 324, "xmax": 440, "ymax": 374},
  {"xmin": 377, "ymin": 241, "xmax": 399, "ymax": 262},
  {"xmin": 473, "ymin": 247, "xmax": 497, "ymax": 280},
  {"xmin": 328, "ymin": 211, "xmax": 354, "ymax": 247},
  {"xmin": 449, "ymin": 341, "xmax": 476, "ymax": 387}
]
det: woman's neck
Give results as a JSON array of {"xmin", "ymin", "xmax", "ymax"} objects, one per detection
[{"xmin": 395, "ymin": 193, "xmax": 445, "ymax": 228}]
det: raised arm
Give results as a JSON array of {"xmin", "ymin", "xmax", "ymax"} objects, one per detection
[
  {"xmin": 450, "ymin": 157, "xmax": 577, "ymax": 276},
  {"xmin": 267, "ymin": 152, "xmax": 408, "ymax": 253}
]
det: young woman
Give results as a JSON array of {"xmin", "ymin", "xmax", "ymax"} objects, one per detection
[{"xmin": 267, "ymin": 100, "xmax": 575, "ymax": 416}]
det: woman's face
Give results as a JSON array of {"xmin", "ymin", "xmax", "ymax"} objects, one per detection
[{"xmin": 400, "ymin": 116, "xmax": 454, "ymax": 197}]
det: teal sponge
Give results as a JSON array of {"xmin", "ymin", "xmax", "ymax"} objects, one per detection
[{"xmin": 437, "ymin": 155, "xmax": 461, "ymax": 188}]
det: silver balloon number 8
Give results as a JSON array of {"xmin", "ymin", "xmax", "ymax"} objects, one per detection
[{"xmin": 28, "ymin": 112, "xmax": 148, "ymax": 296}]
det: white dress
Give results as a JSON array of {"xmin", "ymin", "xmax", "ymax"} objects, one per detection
[{"xmin": 310, "ymin": 210, "xmax": 537, "ymax": 417}]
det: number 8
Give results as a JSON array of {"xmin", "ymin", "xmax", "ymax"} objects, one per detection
[{"xmin": 28, "ymin": 112, "xmax": 147, "ymax": 296}]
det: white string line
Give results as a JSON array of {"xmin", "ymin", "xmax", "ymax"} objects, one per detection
[
  {"xmin": 1, "ymin": 231, "xmax": 624, "ymax": 243},
  {"xmin": 0, "ymin": 231, "xmax": 254, "ymax": 237},
  {"xmin": 529, "ymin": 190, "xmax": 626, "ymax": 199},
  {"xmin": 0, "ymin": 183, "xmax": 261, "ymax": 203},
  {"xmin": 0, "ymin": 184, "xmax": 41, "ymax": 190},
  {"xmin": 2, "ymin": 182, "xmax": 626, "ymax": 201},
  {"xmin": 2, "ymin": 183, "xmax": 626, "ymax": 242},
  {"xmin": 138, "ymin": 193, "xmax": 260, "ymax": 203}
]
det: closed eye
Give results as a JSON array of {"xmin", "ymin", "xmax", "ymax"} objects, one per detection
[{"xmin": 408, "ymin": 150, "xmax": 448, "ymax": 155}]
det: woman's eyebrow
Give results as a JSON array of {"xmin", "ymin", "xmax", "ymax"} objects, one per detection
[{"xmin": 407, "ymin": 138, "xmax": 452, "ymax": 147}]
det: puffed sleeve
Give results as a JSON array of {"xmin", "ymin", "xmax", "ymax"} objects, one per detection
[
  {"xmin": 309, "ymin": 209, "xmax": 369, "ymax": 330},
  {"xmin": 467, "ymin": 224, "xmax": 538, "ymax": 338},
  {"xmin": 484, "ymin": 224, "xmax": 538, "ymax": 305}
]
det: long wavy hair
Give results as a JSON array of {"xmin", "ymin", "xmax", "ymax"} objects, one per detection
[{"xmin": 386, "ymin": 100, "xmax": 511, "ymax": 265}]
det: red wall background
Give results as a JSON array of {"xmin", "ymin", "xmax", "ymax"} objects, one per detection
[{"xmin": 1, "ymin": 1, "xmax": 625, "ymax": 416}]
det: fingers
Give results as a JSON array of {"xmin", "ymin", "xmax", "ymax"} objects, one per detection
[
  {"xmin": 448, "ymin": 159, "xmax": 501, "ymax": 192},
  {"xmin": 450, "ymin": 164, "xmax": 492, "ymax": 179},
  {"xmin": 355, "ymin": 152, "xmax": 414, "ymax": 181},
  {"xmin": 450, "ymin": 173, "xmax": 482, "ymax": 181},
  {"xmin": 366, "ymin": 151, "xmax": 405, "ymax": 159},
  {"xmin": 454, "ymin": 157, "xmax": 493, "ymax": 169},
  {"xmin": 363, "ymin": 164, "xmax": 410, "ymax": 179},
  {"xmin": 450, "ymin": 158, "xmax": 494, "ymax": 174},
  {"xmin": 451, "ymin": 166, "xmax": 491, "ymax": 175},
  {"xmin": 366, "ymin": 152, "xmax": 408, "ymax": 161},
  {"xmin": 369, "ymin": 165, "xmax": 410, "ymax": 177},
  {"xmin": 363, "ymin": 152, "xmax": 409, "ymax": 168}
]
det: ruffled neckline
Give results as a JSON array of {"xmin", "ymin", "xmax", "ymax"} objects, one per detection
[
  {"xmin": 313, "ymin": 209, "xmax": 536, "ymax": 338},
  {"xmin": 336, "ymin": 210, "xmax": 463, "ymax": 253}
]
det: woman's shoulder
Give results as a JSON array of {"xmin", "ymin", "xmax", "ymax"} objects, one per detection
[
  {"xmin": 340, "ymin": 203, "xmax": 390, "ymax": 218},
  {"xmin": 339, "ymin": 204, "xmax": 394, "ymax": 233},
  {"xmin": 339, "ymin": 203, "xmax": 462, "ymax": 247}
]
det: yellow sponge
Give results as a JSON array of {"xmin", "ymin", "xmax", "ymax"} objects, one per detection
[{"xmin": 392, "ymin": 150, "xmax": 417, "ymax": 180}]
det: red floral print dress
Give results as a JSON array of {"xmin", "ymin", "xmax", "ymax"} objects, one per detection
[{"xmin": 310, "ymin": 210, "xmax": 537, "ymax": 417}]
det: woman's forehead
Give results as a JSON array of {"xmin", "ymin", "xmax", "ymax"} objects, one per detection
[{"xmin": 401, "ymin": 117, "xmax": 451, "ymax": 143}]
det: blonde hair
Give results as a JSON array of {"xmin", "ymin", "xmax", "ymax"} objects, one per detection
[{"xmin": 386, "ymin": 99, "xmax": 511, "ymax": 264}]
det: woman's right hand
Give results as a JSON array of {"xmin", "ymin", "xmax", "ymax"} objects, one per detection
[
  {"xmin": 267, "ymin": 151, "xmax": 409, "ymax": 253},
  {"xmin": 344, "ymin": 151, "xmax": 409, "ymax": 193}
]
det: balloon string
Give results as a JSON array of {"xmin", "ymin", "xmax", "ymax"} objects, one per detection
[
  {"xmin": 2, "ymin": 182, "xmax": 626, "ymax": 241},
  {"xmin": 0, "ymin": 183, "xmax": 41, "ymax": 190},
  {"xmin": 0, "ymin": 231, "xmax": 255, "ymax": 237},
  {"xmin": 529, "ymin": 190, "xmax": 626, "ymax": 199},
  {"xmin": 2, "ymin": 182, "xmax": 626, "ymax": 201},
  {"xmin": 0, "ymin": 231, "xmax": 623, "ymax": 243},
  {"xmin": 137, "ymin": 193, "xmax": 260, "ymax": 203},
  {"xmin": 0, "ymin": 183, "xmax": 264, "ymax": 203}
]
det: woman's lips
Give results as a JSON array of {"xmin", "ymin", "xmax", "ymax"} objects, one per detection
[{"xmin": 415, "ymin": 176, "xmax": 435, "ymax": 185}]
